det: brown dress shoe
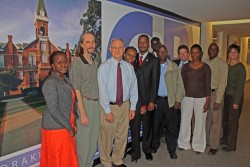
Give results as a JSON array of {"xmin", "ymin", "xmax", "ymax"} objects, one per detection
[{"xmin": 208, "ymin": 149, "xmax": 218, "ymax": 155}]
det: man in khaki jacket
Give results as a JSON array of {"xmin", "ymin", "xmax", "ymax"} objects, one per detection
[
  {"xmin": 205, "ymin": 43, "xmax": 228, "ymax": 155},
  {"xmin": 152, "ymin": 44, "xmax": 185, "ymax": 159}
]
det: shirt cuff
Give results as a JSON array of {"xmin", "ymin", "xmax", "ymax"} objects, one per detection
[
  {"xmin": 141, "ymin": 106, "xmax": 147, "ymax": 109},
  {"xmin": 103, "ymin": 105, "xmax": 112, "ymax": 114},
  {"xmin": 130, "ymin": 104, "xmax": 136, "ymax": 111}
]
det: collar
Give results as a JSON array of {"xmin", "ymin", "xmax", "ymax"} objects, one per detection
[
  {"xmin": 166, "ymin": 59, "xmax": 174, "ymax": 71},
  {"xmin": 181, "ymin": 60, "xmax": 189, "ymax": 64},
  {"xmin": 51, "ymin": 71, "xmax": 69, "ymax": 83},
  {"xmin": 139, "ymin": 51, "xmax": 149, "ymax": 59},
  {"xmin": 209, "ymin": 56, "xmax": 219, "ymax": 62},
  {"xmin": 154, "ymin": 51, "xmax": 158, "ymax": 57},
  {"xmin": 110, "ymin": 57, "xmax": 124, "ymax": 65},
  {"xmin": 79, "ymin": 54, "xmax": 94, "ymax": 64},
  {"xmin": 160, "ymin": 60, "xmax": 168, "ymax": 67}
]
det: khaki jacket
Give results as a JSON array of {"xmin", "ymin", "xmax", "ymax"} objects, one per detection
[{"xmin": 164, "ymin": 59, "xmax": 185, "ymax": 107}]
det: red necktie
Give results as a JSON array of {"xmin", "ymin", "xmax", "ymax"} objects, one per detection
[
  {"xmin": 116, "ymin": 63, "xmax": 123, "ymax": 106},
  {"xmin": 139, "ymin": 56, "xmax": 143, "ymax": 66}
]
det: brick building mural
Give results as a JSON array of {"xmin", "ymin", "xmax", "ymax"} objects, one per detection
[{"xmin": 0, "ymin": 0, "xmax": 74, "ymax": 97}]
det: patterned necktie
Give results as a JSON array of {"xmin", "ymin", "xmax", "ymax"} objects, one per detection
[
  {"xmin": 180, "ymin": 62, "xmax": 183, "ymax": 70},
  {"xmin": 139, "ymin": 56, "xmax": 143, "ymax": 66},
  {"xmin": 116, "ymin": 63, "xmax": 123, "ymax": 106}
]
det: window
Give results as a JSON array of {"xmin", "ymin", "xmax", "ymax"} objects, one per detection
[
  {"xmin": 42, "ymin": 54, "xmax": 47, "ymax": 63},
  {"xmin": 29, "ymin": 72, "xmax": 34, "ymax": 84},
  {"xmin": 0, "ymin": 54, "xmax": 4, "ymax": 67},
  {"xmin": 34, "ymin": 73, "xmax": 37, "ymax": 82},
  {"xmin": 19, "ymin": 71, "xmax": 23, "ymax": 80},
  {"xmin": 41, "ymin": 42, "xmax": 46, "ymax": 51},
  {"xmin": 33, "ymin": 56, "xmax": 36, "ymax": 65},
  {"xmin": 18, "ymin": 55, "xmax": 22, "ymax": 66},
  {"xmin": 28, "ymin": 55, "xmax": 32, "ymax": 66}
]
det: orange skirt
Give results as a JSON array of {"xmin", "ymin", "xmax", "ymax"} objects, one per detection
[{"xmin": 40, "ymin": 128, "xmax": 78, "ymax": 167}]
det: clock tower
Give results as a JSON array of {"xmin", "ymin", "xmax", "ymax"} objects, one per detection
[{"xmin": 34, "ymin": 0, "xmax": 48, "ymax": 38}]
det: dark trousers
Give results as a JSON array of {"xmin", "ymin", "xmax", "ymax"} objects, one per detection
[
  {"xmin": 129, "ymin": 100, "xmax": 154, "ymax": 160},
  {"xmin": 152, "ymin": 98, "xmax": 178, "ymax": 153},
  {"xmin": 222, "ymin": 94, "xmax": 244, "ymax": 150}
]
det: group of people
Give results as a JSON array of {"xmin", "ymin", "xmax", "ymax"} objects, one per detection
[{"xmin": 39, "ymin": 32, "xmax": 246, "ymax": 167}]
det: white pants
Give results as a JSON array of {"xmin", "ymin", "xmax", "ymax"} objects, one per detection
[{"xmin": 178, "ymin": 97, "xmax": 207, "ymax": 152}]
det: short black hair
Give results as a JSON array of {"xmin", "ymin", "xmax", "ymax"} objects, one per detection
[
  {"xmin": 125, "ymin": 46, "xmax": 137, "ymax": 53},
  {"xmin": 138, "ymin": 34, "xmax": 149, "ymax": 42},
  {"xmin": 178, "ymin": 45, "xmax": 189, "ymax": 54},
  {"xmin": 191, "ymin": 44, "xmax": 202, "ymax": 52},
  {"xmin": 49, "ymin": 51, "xmax": 67, "ymax": 66},
  {"xmin": 228, "ymin": 43, "xmax": 240, "ymax": 54},
  {"xmin": 151, "ymin": 37, "xmax": 160, "ymax": 43}
]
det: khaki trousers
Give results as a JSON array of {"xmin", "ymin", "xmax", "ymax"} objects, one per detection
[
  {"xmin": 76, "ymin": 100, "xmax": 100, "ymax": 167},
  {"xmin": 98, "ymin": 101, "xmax": 130, "ymax": 167},
  {"xmin": 206, "ymin": 91, "xmax": 224, "ymax": 149}
]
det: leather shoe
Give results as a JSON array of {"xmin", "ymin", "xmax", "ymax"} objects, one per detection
[
  {"xmin": 208, "ymin": 149, "xmax": 218, "ymax": 155},
  {"xmin": 112, "ymin": 164, "xmax": 127, "ymax": 167},
  {"xmin": 222, "ymin": 147, "xmax": 235, "ymax": 152},
  {"xmin": 169, "ymin": 152, "xmax": 177, "ymax": 159},
  {"xmin": 126, "ymin": 149, "xmax": 131, "ymax": 155},
  {"xmin": 195, "ymin": 151, "xmax": 201, "ymax": 154},
  {"xmin": 131, "ymin": 158, "xmax": 138, "ymax": 163},
  {"xmin": 145, "ymin": 153, "xmax": 153, "ymax": 160},
  {"xmin": 152, "ymin": 149, "xmax": 157, "ymax": 153}
]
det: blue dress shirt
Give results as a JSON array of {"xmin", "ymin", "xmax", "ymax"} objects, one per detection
[
  {"xmin": 158, "ymin": 62, "xmax": 168, "ymax": 96},
  {"xmin": 98, "ymin": 57, "xmax": 138, "ymax": 113}
]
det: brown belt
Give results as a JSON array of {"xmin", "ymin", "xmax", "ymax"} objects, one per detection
[{"xmin": 83, "ymin": 97, "xmax": 98, "ymax": 101}]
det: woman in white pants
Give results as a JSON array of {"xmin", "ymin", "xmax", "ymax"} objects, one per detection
[{"xmin": 178, "ymin": 44, "xmax": 211, "ymax": 154}]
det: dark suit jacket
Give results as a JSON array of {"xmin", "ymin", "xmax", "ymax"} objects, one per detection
[
  {"xmin": 136, "ymin": 52, "xmax": 160, "ymax": 104},
  {"xmin": 134, "ymin": 63, "xmax": 147, "ymax": 106},
  {"xmin": 173, "ymin": 59, "xmax": 181, "ymax": 66}
]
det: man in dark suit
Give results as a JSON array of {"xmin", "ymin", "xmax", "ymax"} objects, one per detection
[
  {"xmin": 129, "ymin": 34, "xmax": 160, "ymax": 161},
  {"xmin": 173, "ymin": 45, "xmax": 190, "ymax": 68},
  {"xmin": 173, "ymin": 45, "xmax": 190, "ymax": 136}
]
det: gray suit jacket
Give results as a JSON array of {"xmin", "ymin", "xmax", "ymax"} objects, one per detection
[{"xmin": 42, "ymin": 72, "xmax": 78, "ymax": 131}]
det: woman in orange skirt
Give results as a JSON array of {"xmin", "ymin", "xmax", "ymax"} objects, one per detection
[{"xmin": 40, "ymin": 51, "xmax": 78, "ymax": 167}]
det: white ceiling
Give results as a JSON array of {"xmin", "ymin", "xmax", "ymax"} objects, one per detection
[{"xmin": 136, "ymin": 0, "xmax": 250, "ymax": 37}]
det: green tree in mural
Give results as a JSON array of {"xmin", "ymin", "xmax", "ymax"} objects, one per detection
[
  {"xmin": 80, "ymin": 0, "xmax": 101, "ymax": 61},
  {"xmin": 0, "ymin": 68, "xmax": 23, "ymax": 97}
]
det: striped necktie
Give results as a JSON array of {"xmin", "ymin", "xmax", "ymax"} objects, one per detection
[{"xmin": 116, "ymin": 63, "xmax": 123, "ymax": 106}]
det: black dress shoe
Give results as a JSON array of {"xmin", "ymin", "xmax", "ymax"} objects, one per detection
[
  {"xmin": 145, "ymin": 153, "xmax": 153, "ymax": 160},
  {"xmin": 131, "ymin": 158, "xmax": 138, "ymax": 163},
  {"xmin": 208, "ymin": 149, "xmax": 218, "ymax": 155},
  {"xmin": 112, "ymin": 164, "xmax": 127, "ymax": 167},
  {"xmin": 152, "ymin": 149, "xmax": 157, "ymax": 153},
  {"xmin": 222, "ymin": 147, "xmax": 235, "ymax": 152},
  {"xmin": 169, "ymin": 152, "xmax": 177, "ymax": 159}
]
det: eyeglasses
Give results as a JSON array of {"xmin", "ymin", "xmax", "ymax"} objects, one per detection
[{"xmin": 111, "ymin": 46, "xmax": 124, "ymax": 50}]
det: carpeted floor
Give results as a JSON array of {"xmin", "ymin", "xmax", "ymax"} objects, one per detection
[{"xmin": 97, "ymin": 81, "xmax": 250, "ymax": 167}]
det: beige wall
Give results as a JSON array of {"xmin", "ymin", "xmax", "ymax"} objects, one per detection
[{"xmin": 200, "ymin": 22, "xmax": 250, "ymax": 81}]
